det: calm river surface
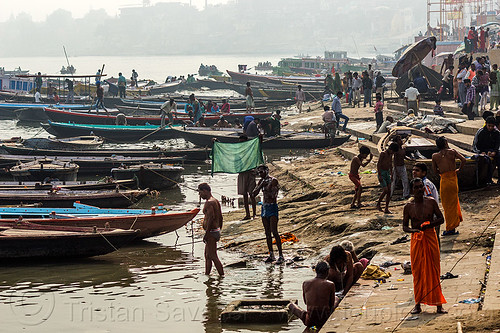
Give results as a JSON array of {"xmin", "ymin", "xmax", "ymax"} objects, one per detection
[{"xmin": 0, "ymin": 118, "xmax": 313, "ymax": 332}]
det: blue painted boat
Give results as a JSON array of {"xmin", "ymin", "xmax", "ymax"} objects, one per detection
[
  {"xmin": 0, "ymin": 202, "xmax": 168, "ymax": 218},
  {"xmin": 43, "ymin": 120, "xmax": 178, "ymax": 141}
]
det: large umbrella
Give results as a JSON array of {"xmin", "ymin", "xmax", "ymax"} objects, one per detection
[
  {"xmin": 392, "ymin": 37, "xmax": 437, "ymax": 77},
  {"xmin": 394, "ymin": 64, "xmax": 443, "ymax": 97}
]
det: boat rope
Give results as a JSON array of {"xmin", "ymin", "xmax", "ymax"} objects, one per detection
[
  {"xmin": 96, "ymin": 231, "xmax": 142, "ymax": 264},
  {"xmin": 391, "ymin": 207, "xmax": 500, "ymax": 332},
  {"xmin": 128, "ymin": 215, "xmax": 139, "ymax": 230}
]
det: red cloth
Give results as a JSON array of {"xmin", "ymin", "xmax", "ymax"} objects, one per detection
[{"xmin": 411, "ymin": 227, "xmax": 446, "ymax": 306}]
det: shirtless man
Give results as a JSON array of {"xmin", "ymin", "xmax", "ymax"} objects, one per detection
[
  {"xmin": 403, "ymin": 178, "xmax": 446, "ymax": 314},
  {"xmin": 391, "ymin": 136, "xmax": 410, "ymax": 200},
  {"xmin": 198, "ymin": 183, "xmax": 224, "ymax": 276},
  {"xmin": 377, "ymin": 142, "xmax": 399, "ymax": 213},
  {"xmin": 288, "ymin": 261, "xmax": 338, "ymax": 329},
  {"xmin": 432, "ymin": 136, "xmax": 465, "ymax": 236},
  {"xmin": 349, "ymin": 146, "xmax": 373, "ymax": 208},
  {"xmin": 252, "ymin": 165, "xmax": 284, "ymax": 264},
  {"xmin": 325, "ymin": 245, "xmax": 364, "ymax": 296}
]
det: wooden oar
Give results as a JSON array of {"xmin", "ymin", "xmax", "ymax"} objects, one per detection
[{"xmin": 138, "ymin": 125, "xmax": 166, "ymax": 142}]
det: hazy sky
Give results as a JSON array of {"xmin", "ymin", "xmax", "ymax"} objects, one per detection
[{"xmin": 0, "ymin": 0, "xmax": 230, "ymax": 22}]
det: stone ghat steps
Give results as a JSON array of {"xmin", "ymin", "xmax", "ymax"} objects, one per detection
[
  {"xmin": 386, "ymin": 102, "xmax": 469, "ymax": 120},
  {"xmin": 337, "ymin": 138, "xmax": 380, "ymax": 161},
  {"xmin": 343, "ymin": 121, "xmax": 475, "ymax": 155}
]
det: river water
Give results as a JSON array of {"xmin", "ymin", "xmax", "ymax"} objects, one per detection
[
  {"xmin": 0, "ymin": 113, "xmax": 314, "ymax": 332},
  {"xmin": 0, "ymin": 54, "xmax": 285, "ymax": 83}
]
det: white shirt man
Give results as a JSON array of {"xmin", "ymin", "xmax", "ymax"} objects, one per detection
[
  {"xmin": 34, "ymin": 91, "xmax": 42, "ymax": 103},
  {"xmin": 404, "ymin": 85, "xmax": 420, "ymax": 101}
]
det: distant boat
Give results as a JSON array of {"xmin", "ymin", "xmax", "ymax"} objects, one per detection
[{"xmin": 198, "ymin": 64, "xmax": 222, "ymax": 76}]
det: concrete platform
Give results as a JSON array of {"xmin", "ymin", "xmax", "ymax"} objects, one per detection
[
  {"xmin": 455, "ymin": 120, "xmax": 483, "ymax": 136},
  {"xmin": 320, "ymin": 250, "xmax": 486, "ymax": 332},
  {"xmin": 386, "ymin": 103, "xmax": 468, "ymax": 120},
  {"xmin": 483, "ymin": 230, "xmax": 500, "ymax": 311}
]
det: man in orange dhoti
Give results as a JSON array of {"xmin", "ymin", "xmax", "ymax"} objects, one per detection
[
  {"xmin": 403, "ymin": 178, "xmax": 447, "ymax": 314},
  {"xmin": 432, "ymin": 136, "xmax": 465, "ymax": 236}
]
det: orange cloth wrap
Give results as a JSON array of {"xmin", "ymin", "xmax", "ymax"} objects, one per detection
[
  {"xmin": 411, "ymin": 227, "xmax": 446, "ymax": 306},
  {"xmin": 439, "ymin": 170, "xmax": 462, "ymax": 231}
]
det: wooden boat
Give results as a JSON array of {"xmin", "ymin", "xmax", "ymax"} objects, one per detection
[
  {"xmin": 21, "ymin": 136, "xmax": 103, "ymax": 150},
  {"xmin": 0, "ymin": 222, "xmax": 139, "ymax": 260},
  {"xmin": 377, "ymin": 127, "xmax": 485, "ymax": 190},
  {"xmin": 0, "ymin": 204, "xmax": 200, "ymax": 240},
  {"xmin": 0, "ymin": 102, "xmax": 92, "ymax": 119},
  {"xmin": 42, "ymin": 121, "xmax": 177, "ymax": 142},
  {"xmin": 9, "ymin": 158, "xmax": 79, "ymax": 182},
  {"xmin": 111, "ymin": 164, "xmax": 184, "ymax": 190},
  {"xmin": 1, "ymin": 144, "xmax": 210, "ymax": 162},
  {"xmin": 0, "ymin": 179, "xmax": 137, "ymax": 191},
  {"xmin": 44, "ymin": 107, "xmax": 272, "ymax": 127},
  {"xmin": 225, "ymin": 81, "xmax": 324, "ymax": 100},
  {"xmin": 172, "ymin": 127, "xmax": 351, "ymax": 149},
  {"xmin": 0, "ymin": 189, "xmax": 148, "ymax": 208},
  {"xmin": 226, "ymin": 70, "xmax": 324, "ymax": 85},
  {"xmin": 0, "ymin": 154, "xmax": 184, "ymax": 175},
  {"xmin": 45, "ymin": 107, "xmax": 164, "ymax": 126}
]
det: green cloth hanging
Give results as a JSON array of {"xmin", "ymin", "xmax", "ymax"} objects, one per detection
[{"xmin": 211, "ymin": 137, "xmax": 264, "ymax": 175}]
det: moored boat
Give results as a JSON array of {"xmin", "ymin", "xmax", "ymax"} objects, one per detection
[
  {"xmin": 9, "ymin": 158, "xmax": 79, "ymax": 182},
  {"xmin": 43, "ymin": 121, "xmax": 177, "ymax": 142},
  {"xmin": 0, "ymin": 153, "xmax": 184, "ymax": 175},
  {"xmin": 0, "ymin": 178, "xmax": 137, "ymax": 191},
  {"xmin": 1, "ymin": 144, "xmax": 210, "ymax": 162},
  {"xmin": 0, "ymin": 189, "xmax": 148, "ymax": 208},
  {"xmin": 111, "ymin": 163, "xmax": 184, "ymax": 190},
  {"xmin": 21, "ymin": 136, "xmax": 103, "ymax": 150},
  {"xmin": 0, "ymin": 202, "xmax": 200, "ymax": 239},
  {"xmin": 0, "ymin": 222, "xmax": 139, "ymax": 260},
  {"xmin": 172, "ymin": 127, "xmax": 351, "ymax": 149}
]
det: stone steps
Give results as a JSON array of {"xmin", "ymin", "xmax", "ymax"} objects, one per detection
[
  {"xmin": 338, "ymin": 138, "xmax": 380, "ymax": 161},
  {"xmin": 386, "ymin": 102, "xmax": 469, "ymax": 120}
]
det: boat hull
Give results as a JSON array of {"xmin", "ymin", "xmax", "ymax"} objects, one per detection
[
  {"xmin": 112, "ymin": 166, "xmax": 183, "ymax": 190},
  {"xmin": 8, "ymin": 208, "xmax": 200, "ymax": 239},
  {"xmin": 0, "ymin": 226, "xmax": 138, "ymax": 260},
  {"xmin": 173, "ymin": 128, "xmax": 350, "ymax": 149},
  {"xmin": 43, "ymin": 121, "xmax": 177, "ymax": 142},
  {"xmin": 0, "ymin": 190, "xmax": 147, "ymax": 208},
  {"xmin": 1, "ymin": 144, "xmax": 210, "ymax": 162}
]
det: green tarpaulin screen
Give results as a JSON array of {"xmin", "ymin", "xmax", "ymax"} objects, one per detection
[{"xmin": 211, "ymin": 138, "xmax": 264, "ymax": 175}]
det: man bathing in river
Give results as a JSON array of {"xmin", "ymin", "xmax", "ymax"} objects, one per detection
[
  {"xmin": 349, "ymin": 146, "xmax": 373, "ymax": 209},
  {"xmin": 252, "ymin": 165, "xmax": 284, "ymax": 264},
  {"xmin": 403, "ymin": 178, "xmax": 447, "ymax": 314},
  {"xmin": 325, "ymin": 245, "xmax": 364, "ymax": 296},
  {"xmin": 288, "ymin": 261, "xmax": 338, "ymax": 329},
  {"xmin": 198, "ymin": 183, "xmax": 224, "ymax": 276},
  {"xmin": 432, "ymin": 136, "xmax": 465, "ymax": 236},
  {"xmin": 377, "ymin": 142, "xmax": 399, "ymax": 213}
]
